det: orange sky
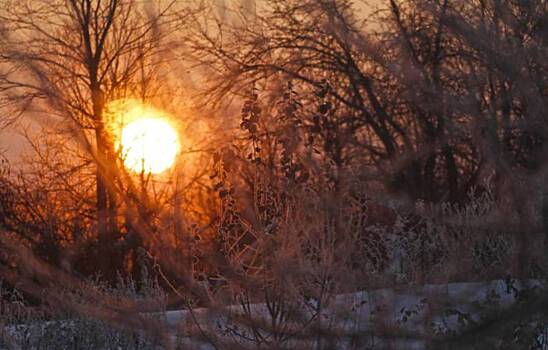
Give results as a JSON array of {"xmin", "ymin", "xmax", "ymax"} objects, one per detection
[{"xmin": 0, "ymin": 0, "xmax": 381, "ymax": 163}]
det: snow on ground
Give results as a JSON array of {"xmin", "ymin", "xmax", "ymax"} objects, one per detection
[{"xmin": 2, "ymin": 279, "xmax": 545, "ymax": 349}]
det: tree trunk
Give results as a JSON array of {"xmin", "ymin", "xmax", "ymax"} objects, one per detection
[
  {"xmin": 95, "ymin": 119, "xmax": 109, "ymax": 241},
  {"xmin": 93, "ymin": 87, "xmax": 120, "ymax": 282}
]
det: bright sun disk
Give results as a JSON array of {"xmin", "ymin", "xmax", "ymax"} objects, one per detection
[{"xmin": 119, "ymin": 117, "xmax": 179, "ymax": 174}]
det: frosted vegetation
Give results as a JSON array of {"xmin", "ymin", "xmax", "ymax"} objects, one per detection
[
  {"xmin": 0, "ymin": 0, "xmax": 546, "ymax": 349},
  {"xmin": 1, "ymin": 190, "xmax": 546, "ymax": 349}
]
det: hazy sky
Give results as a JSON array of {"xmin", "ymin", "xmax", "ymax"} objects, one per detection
[{"xmin": 0, "ymin": 0, "xmax": 380, "ymax": 163}]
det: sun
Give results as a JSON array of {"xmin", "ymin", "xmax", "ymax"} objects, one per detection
[{"xmin": 118, "ymin": 117, "xmax": 180, "ymax": 174}]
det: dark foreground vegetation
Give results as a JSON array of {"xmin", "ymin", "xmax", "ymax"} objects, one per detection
[{"xmin": 0, "ymin": 0, "xmax": 547, "ymax": 348}]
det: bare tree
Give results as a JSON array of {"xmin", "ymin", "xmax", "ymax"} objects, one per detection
[
  {"xmin": 0, "ymin": 0, "xmax": 178, "ymax": 279},
  {"xmin": 182, "ymin": 0, "xmax": 547, "ymax": 204}
]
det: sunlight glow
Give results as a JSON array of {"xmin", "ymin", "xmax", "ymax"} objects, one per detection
[{"xmin": 119, "ymin": 117, "xmax": 180, "ymax": 174}]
